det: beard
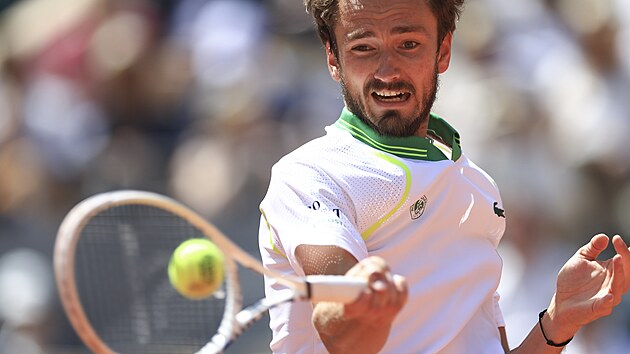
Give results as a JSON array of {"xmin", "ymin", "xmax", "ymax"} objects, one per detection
[{"xmin": 340, "ymin": 62, "xmax": 440, "ymax": 138}]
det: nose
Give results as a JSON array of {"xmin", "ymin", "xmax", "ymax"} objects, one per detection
[{"xmin": 373, "ymin": 52, "xmax": 401, "ymax": 82}]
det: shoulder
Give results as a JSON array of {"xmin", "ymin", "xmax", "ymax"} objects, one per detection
[
  {"xmin": 271, "ymin": 125, "xmax": 358, "ymax": 178},
  {"xmin": 457, "ymin": 154, "xmax": 501, "ymax": 191}
]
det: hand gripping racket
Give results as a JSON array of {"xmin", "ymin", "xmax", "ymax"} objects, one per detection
[{"xmin": 54, "ymin": 190, "xmax": 367, "ymax": 353}]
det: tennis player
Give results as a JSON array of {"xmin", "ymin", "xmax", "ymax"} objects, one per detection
[{"xmin": 258, "ymin": 0, "xmax": 630, "ymax": 353}]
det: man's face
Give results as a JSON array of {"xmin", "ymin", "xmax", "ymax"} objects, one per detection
[{"xmin": 327, "ymin": 0, "xmax": 452, "ymax": 137}]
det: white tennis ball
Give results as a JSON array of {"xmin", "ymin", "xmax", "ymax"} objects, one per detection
[{"xmin": 168, "ymin": 238, "xmax": 224, "ymax": 299}]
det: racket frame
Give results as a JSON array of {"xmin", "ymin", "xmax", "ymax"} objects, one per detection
[
  {"xmin": 55, "ymin": 191, "xmax": 242, "ymax": 354},
  {"xmin": 55, "ymin": 190, "xmax": 366, "ymax": 354}
]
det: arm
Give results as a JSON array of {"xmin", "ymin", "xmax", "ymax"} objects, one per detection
[
  {"xmin": 503, "ymin": 234, "xmax": 630, "ymax": 353},
  {"xmin": 500, "ymin": 314, "xmax": 573, "ymax": 354},
  {"xmin": 296, "ymin": 245, "xmax": 408, "ymax": 354}
]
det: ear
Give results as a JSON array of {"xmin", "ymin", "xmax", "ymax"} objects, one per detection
[
  {"xmin": 437, "ymin": 32, "xmax": 453, "ymax": 74},
  {"xmin": 326, "ymin": 42, "xmax": 341, "ymax": 82}
]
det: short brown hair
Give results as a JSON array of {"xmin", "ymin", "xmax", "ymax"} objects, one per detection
[{"xmin": 304, "ymin": 0, "xmax": 465, "ymax": 53}]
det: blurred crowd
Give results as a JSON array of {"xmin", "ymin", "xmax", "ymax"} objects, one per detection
[{"xmin": 0, "ymin": 0, "xmax": 628, "ymax": 353}]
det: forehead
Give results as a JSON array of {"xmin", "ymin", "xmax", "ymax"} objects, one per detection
[{"xmin": 336, "ymin": 0, "xmax": 437, "ymax": 37}]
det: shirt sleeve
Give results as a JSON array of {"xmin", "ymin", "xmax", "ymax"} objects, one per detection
[
  {"xmin": 493, "ymin": 291, "xmax": 506, "ymax": 327},
  {"xmin": 259, "ymin": 160, "xmax": 368, "ymax": 276}
]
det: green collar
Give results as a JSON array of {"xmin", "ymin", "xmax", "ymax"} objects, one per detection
[{"xmin": 334, "ymin": 107, "xmax": 462, "ymax": 161}]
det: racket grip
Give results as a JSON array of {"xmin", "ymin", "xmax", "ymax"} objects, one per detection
[{"xmin": 305, "ymin": 275, "xmax": 367, "ymax": 303}]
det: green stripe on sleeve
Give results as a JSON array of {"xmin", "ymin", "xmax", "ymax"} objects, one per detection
[{"xmin": 260, "ymin": 207, "xmax": 287, "ymax": 259}]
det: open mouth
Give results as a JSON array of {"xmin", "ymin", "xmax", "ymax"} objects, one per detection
[{"xmin": 372, "ymin": 90, "xmax": 411, "ymax": 103}]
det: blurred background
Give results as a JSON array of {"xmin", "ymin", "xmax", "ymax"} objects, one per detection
[{"xmin": 0, "ymin": 0, "xmax": 628, "ymax": 353}]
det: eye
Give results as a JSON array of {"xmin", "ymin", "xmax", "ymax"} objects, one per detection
[
  {"xmin": 351, "ymin": 44, "xmax": 373, "ymax": 52},
  {"xmin": 401, "ymin": 41, "xmax": 419, "ymax": 49}
]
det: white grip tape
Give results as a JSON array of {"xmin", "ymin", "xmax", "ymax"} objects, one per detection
[{"xmin": 305, "ymin": 275, "xmax": 367, "ymax": 303}]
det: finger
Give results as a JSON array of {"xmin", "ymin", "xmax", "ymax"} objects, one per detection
[
  {"xmin": 612, "ymin": 235, "xmax": 630, "ymax": 292},
  {"xmin": 370, "ymin": 273, "xmax": 405, "ymax": 316},
  {"xmin": 343, "ymin": 257, "xmax": 391, "ymax": 317},
  {"xmin": 392, "ymin": 274, "xmax": 408, "ymax": 309},
  {"xmin": 591, "ymin": 292, "xmax": 615, "ymax": 318},
  {"xmin": 367, "ymin": 269, "xmax": 400, "ymax": 298},
  {"xmin": 344, "ymin": 291, "xmax": 372, "ymax": 319},
  {"xmin": 363, "ymin": 259, "xmax": 389, "ymax": 296},
  {"xmin": 365, "ymin": 256, "xmax": 389, "ymax": 271},
  {"xmin": 348, "ymin": 258, "xmax": 389, "ymax": 309},
  {"xmin": 367, "ymin": 271, "xmax": 389, "ymax": 309},
  {"xmin": 372, "ymin": 271, "xmax": 402, "ymax": 311},
  {"xmin": 612, "ymin": 235, "xmax": 630, "ymax": 258},
  {"xmin": 610, "ymin": 254, "xmax": 625, "ymax": 306},
  {"xmin": 350, "ymin": 256, "xmax": 389, "ymax": 277},
  {"xmin": 578, "ymin": 234, "xmax": 610, "ymax": 261}
]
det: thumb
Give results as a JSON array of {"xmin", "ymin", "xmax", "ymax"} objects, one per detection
[
  {"xmin": 578, "ymin": 234, "xmax": 609, "ymax": 261},
  {"xmin": 591, "ymin": 293, "xmax": 615, "ymax": 318}
]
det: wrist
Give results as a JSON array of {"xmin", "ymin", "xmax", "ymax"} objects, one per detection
[
  {"xmin": 542, "ymin": 300, "xmax": 580, "ymax": 344},
  {"xmin": 539, "ymin": 309, "xmax": 574, "ymax": 347}
]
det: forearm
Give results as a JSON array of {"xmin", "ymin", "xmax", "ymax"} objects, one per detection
[
  {"xmin": 312, "ymin": 301, "xmax": 392, "ymax": 354},
  {"xmin": 510, "ymin": 327, "xmax": 567, "ymax": 354},
  {"xmin": 510, "ymin": 304, "xmax": 578, "ymax": 354}
]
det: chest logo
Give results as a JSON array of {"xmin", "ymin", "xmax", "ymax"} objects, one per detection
[
  {"xmin": 410, "ymin": 196, "xmax": 428, "ymax": 220},
  {"xmin": 493, "ymin": 202, "xmax": 506, "ymax": 218}
]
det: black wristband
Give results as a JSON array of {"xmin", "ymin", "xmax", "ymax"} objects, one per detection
[{"xmin": 538, "ymin": 309, "xmax": 573, "ymax": 347}]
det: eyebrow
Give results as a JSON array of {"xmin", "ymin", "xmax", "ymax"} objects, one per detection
[
  {"xmin": 392, "ymin": 25, "xmax": 429, "ymax": 35},
  {"xmin": 346, "ymin": 25, "xmax": 429, "ymax": 41},
  {"xmin": 346, "ymin": 29, "xmax": 375, "ymax": 41}
]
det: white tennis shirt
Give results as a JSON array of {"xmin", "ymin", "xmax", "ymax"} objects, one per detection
[{"xmin": 258, "ymin": 108, "xmax": 507, "ymax": 353}]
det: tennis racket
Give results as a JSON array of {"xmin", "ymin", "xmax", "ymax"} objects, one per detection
[{"xmin": 54, "ymin": 190, "xmax": 367, "ymax": 354}]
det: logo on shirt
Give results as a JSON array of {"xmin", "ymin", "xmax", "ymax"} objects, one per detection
[
  {"xmin": 410, "ymin": 196, "xmax": 428, "ymax": 220},
  {"xmin": 307, "ymin": 200, "xmax": 344, "ymax": 229},
  {"xmin": 493, "ymin": 202, "xmax": 506, "ymax": 218},
  {"xmin": 308, "ymin": 200, "xmax": 341, "ymax": 218}
]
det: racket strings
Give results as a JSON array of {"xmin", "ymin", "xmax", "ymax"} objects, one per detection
[{"xmin": 73, "ymin": 204, "xmax": 227, "ymax": 353}]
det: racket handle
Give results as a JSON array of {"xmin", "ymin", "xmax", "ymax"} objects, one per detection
[{"xmin": 305, "ymin": 275, "xmax": 367, "ymax": 303}]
